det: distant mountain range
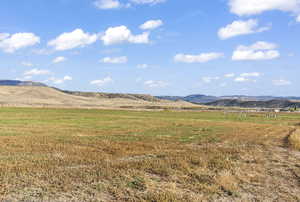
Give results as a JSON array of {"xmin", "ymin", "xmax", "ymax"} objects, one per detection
[
  {"xmin": 0, "ymin": 80, "xmax": 47, "ymax": 87},
  {"xmin": 157, "ymin": 94, "xmax": 300, "ymax": 104},
  {"xmin": 1, "ymin": 80, "xmax": 300, "ymax": 109},
  {"xmin": 206, "ymin": 99, "xmax": 300, "ymax": 109},
  {"xmin": 157, "ymin": 95, "xmax": 219, "ymax": 103}
]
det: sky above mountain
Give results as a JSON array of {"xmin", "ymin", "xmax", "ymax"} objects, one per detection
[{"xmin": 0, "ymin": 0, "xmax": 300, "ymax": 96}]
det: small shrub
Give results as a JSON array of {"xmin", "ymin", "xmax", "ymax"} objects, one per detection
[{"xmin": 289, "ymin": 130, "xmax": 300, "ymax": 150}]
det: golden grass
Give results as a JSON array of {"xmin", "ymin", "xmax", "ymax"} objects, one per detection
[
  {"xmin": 0, "ymin": 108, "xmax": 299, "ymax": 201},
  {"xmin": 0, "ymin": 86, "xmax": 199, "ymax": 110},
  {"xmin": 288, "ymin": 129, "xmax": 300, "ymax": 150}
]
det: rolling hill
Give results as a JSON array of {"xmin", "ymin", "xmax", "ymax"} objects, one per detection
[
  {"xmin": 0, "ymin": 80, "xmax": 197, "ymax": 109},
  {"xmin": 1, "ymin": 80, "xmax": 299, "ymax": 109}
]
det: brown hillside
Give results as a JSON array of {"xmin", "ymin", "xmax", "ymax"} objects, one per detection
[{"xmin": 0, "ymin": 86, "xmax": 198, "ymax": 109}]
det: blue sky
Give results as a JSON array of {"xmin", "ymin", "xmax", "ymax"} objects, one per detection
[{"xmin": 0, "ymin": 0, "xmax": 300, "ymax": 96}]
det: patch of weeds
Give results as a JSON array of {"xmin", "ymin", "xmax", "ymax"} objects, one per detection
[
  {"xmin": 127, "ymin": 177, "xmax": 146, "ymax": 191},
  {"xmin": 289, "ymin": 130, "xmax": 300, "ymax": 150}
]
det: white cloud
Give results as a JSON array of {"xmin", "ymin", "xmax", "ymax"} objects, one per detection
[
  {"xmin": 53, "ymin": 56, "xmax": 67, "ymax": 64},
  {"xmin": 32, "ymin": 48, "xmax": 53, "ymax": 55},
  {"xmin": 101, "ymin": 56, "xmax": 128, "ymax": 64},
  {"xmin": 48, "ymin": 75, "xmax": 72, "ymax": 84},
  {"xmin": 234, "ymin": 72, "xmax": 262, "ymax": 82},
  {"xmin": 174, "ymin": 52, "xmax": 224, "ymax": 63},
  {"xmin": 232, "ymin": 41, "xmax": 280, "ymax": 61},
  {"xmin": 49, "ymin": 78, "xmax": 64, "ymax": 84},
  {"xmin": 0, "ymin": 33, "xmax": 40, "ymax": 53},
  {"xmin": 94, "ymin": 0, "xmax": 165, "ymax": 9},
  {"xmin": 101, "ymin": 26, "xmax": 149, "ymax": 45},
  {"xmin": 229, "ymin": 0, "xmax": 300, "ymax": 21},
  {"xmin": 224, "ymin": 73, "xmax": 235, "ymax": 78},
  {"xmin": 21, "ymin": 62, "xmax": 34, "ymax": 67},
  {"xmin": 24, "ymin": 68, "xmax": 51, "ymax": 76},
  {"xmin": 218, "ymin": 19, "xmax": 270, "ymax": 39},
  {"xmin": 229, "ymin": 0, "xmax": 300, "ymax": 15},
  {"xmin": 16, "ymin": 75, "xmax": 33, "ymax": 81},
  {"xmin": 201, "ymin": 76, "xmax": 220, "ymax": 83},
  {"xmin": 144, "ymin": 80, "xmax": 168, "ymax": 88},
  {"xmin": 140, "ymin": 20, "xmax": 163, "ymax": 30},
  {"xmin": 0, "ymin": 33, "xmax": 10, "ymax": 40},
  {"xmin": 48, "ymin": 29, "xmax": 97, "ymax": 51},
  {"xmin": 130, "ymin": 0, "xmax": 166, "ymax": 5},
  {"xmin": 240, "ymin": 72, "xmax": 262, "ymax": 77},
  {"xmin": 63, "ymin": 76, "xmax": 72, "ymax": 81},
  {"xmin": 90, "ymin": 77, "xmax": 113, "ymax": 87},
  {"xmin": 234, "ymin": 77, "xmax": 256, "ymax": 82},
  {"xmin": 272, "ymin": 79, "xmax": 292, "ymax": 86},
  {"xmin": 297, "ymin": 15, "xmax": 300, "ymax": 22},
  {"xmin": 94, "ymin": 0, "xmax": 122, "ymax": 9}
]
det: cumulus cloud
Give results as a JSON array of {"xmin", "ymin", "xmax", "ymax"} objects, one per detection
[
  {"xmin": 53, "ymin": 56, "xmax": 67, "ymax": 64},
  {"xmin": 48, "ymin": 29, "xmax": 98, "ymax": 51},
  {"xmin": 0, "ymin": 33, "xmax": 40, "ymax": 53},
  {"xmin": 272, "ymin": 79, "xmax": 292, "ymax": 86},
  {"xmin": 101, "ymin": 26, "xmax": 149, "ymax": 45},
  {"xmin": 63, "ymin": 76, "xmax": 72, "ymax": 81},
  {"xmin": 130, "ymin": 0, "xmax": 166, "ymax": 5},
  {"xmin": 297, "ymin": 15, "xmax": 300, "ymax": 22},
  {"xmin": 24, "ymin": 68, "xmax": 51, "ymax": 76},
  {"xmin": 101, "ymin": 56, "xmax": 128, "ymax": 64},
  {"xmin": 232, "ymin": 41, "xmax": 280, "ymax": 61},
  {"xmin": 48, "ymin": 75, "xmax": 73, "ymax": 84},
  {"xmin": 218, "ymin": 19, "xmax": 270, "ymax": 39},
  {"xmin": 140, "ymin": 20, "xmax": 163, "ymax": 30},
  {"xmin": 144, "ymin": 80, "xmax": 168, "ymax": 88},
  {"xmin": 229, "ymin": 0, "xmax": 300, "ymax": 21},
  {"xmin": 174, "ymin": 52, "xmax": 224, "ymax": 63},
  {"xmin": 90, "ymin": 77, "xmax": 113, "ymax": 87},
  {"xmin": 94, "ymin": 0, "xmax": 122, "ymax": 9}
]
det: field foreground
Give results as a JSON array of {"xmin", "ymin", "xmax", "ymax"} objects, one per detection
[{"xmin": 0, "ymin": 108, "xmax": 300, "ymax": 201}]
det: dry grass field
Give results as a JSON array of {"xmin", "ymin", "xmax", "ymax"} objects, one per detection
[
  {"xmin": 0, "ymin": 108, "xmax": 300, "ymax": 201},
  {"xmin": 0, "ymin": 86, "xmax": 198, "ymax": 110}
]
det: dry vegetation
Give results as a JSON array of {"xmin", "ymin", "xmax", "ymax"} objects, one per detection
[
  {"xmin": 0, "ymin": 108, "xmax": 299, "ymax": 201},
  {"xmin": 0, "ymin": 86, "xmax": 199, "ymax": 110},
  {"xmin": 289, "ymin": 129, "xmax": 300, "ymax": 150}
]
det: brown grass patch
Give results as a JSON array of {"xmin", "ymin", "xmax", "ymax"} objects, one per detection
[{"xmin": 288, "ymin": 129, "xmax": 300, "ymax": 150}]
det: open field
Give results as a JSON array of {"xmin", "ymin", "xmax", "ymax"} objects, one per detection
[{"xmin": 0, "ymin": 108, "xmax": 300, "ymax": 201}]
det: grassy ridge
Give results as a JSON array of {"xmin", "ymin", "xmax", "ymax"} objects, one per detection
[{"xmin": 0, "ymin": 108, "xmax": 299, "ymax": 201}]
